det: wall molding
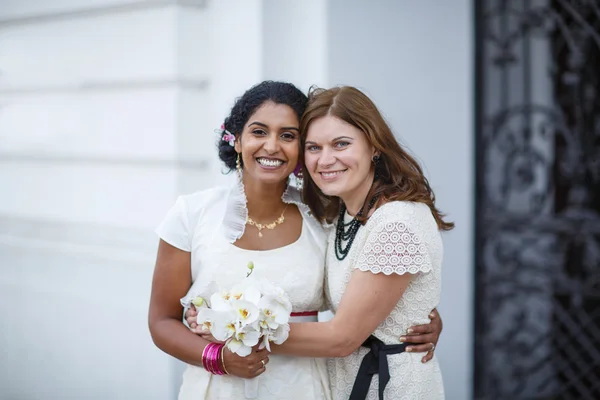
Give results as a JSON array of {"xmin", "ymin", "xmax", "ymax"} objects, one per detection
[
  {"xmin": 0, "ymin": 152, "xmax": 209, "ymax": 170},
  {"xmin": 0, "ymin": 78, "xmax": 209, "ymax": 97},
  {"xmin": 0, "ymin": 0, "xmax": 207, "ymax": 28},
  {"xmin": 0, "ymin": 214, "xmax": 156, "ymax": 263}
]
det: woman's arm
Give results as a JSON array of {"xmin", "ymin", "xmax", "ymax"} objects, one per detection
[
  {"xmin": 148, "ymin": 240, "xmax": 268, "ymax": 377},
  {"xmin": 148, "ymin": 240, "xmax": 207, "ymax": 365},
  {"xmin": 273, "ymin": 214, "xmax": 438, "ymax": 358},
  {"xmin": 272, "ymin": 269, "xmax": 414, "ymax": 358}
]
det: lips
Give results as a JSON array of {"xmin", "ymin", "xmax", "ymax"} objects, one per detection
[
  {"xmin": 256, "ymin": 157, "xmax": 285, "ymax": 168},
  {"xmin": 318, "ymin": 170, "xmax": 346, "ymax": 181}
]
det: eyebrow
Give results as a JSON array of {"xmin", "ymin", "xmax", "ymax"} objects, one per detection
[
  {"xmin": 304, "ymin": 136, "xmax": 354, "ymax": 145},
  {"xmin": 248, "ymin": 121, "xmax": 300, "ymax": 132}
]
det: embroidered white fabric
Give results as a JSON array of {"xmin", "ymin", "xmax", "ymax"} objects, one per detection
[
  {"xmin": 155, "ymin": 176, "xmax": 331, "ymax": 400},
  {"xmin": 325, "ymin": 201, "xmax": 445, "ymax": 400}
]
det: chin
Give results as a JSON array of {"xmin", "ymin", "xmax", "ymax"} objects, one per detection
[
  {"xmin": 255, "ymin": 170, "xmax": 293, "ymax": 184},
  {"xmin": 317, "ymin": 182, "xmax": 344, "ymax": 197}
]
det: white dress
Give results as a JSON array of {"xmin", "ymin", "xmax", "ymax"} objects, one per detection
[
  {"xmin": 326, "ymin": 201, "xmax": 445, "ymax": 400},
  {"xmin": 156, "ymin": 178, "xmax": 332, "ymax": 400}
]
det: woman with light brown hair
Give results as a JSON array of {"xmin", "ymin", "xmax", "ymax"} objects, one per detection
[{"xmin": 269, "ymin": 86, "xmax": 452, "ymax": 399}]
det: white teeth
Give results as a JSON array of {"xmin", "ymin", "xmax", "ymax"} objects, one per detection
[
  {"xmin": 321, "ymin": 171, "xmax": 343, "ymax": 178},
  {"xmin": 257, "ymin": 158, "xmax": 283, "ymax": 167}
]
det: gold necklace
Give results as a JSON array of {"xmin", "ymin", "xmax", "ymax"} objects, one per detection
[{"xmin": 246, "ymin": 205, "xmax": 288, "ymax": 238}]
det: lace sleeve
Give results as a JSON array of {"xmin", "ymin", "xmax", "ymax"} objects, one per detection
[{"xmin": 355, "ymin": 219, "xmax": 432, "ymax": 276}]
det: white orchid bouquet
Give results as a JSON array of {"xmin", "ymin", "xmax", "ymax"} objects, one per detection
[{"xmin": 190, "ymin": 262, "xmax": 292, "ymax": 398}]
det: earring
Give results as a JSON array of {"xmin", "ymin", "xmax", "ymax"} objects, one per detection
[
  {"xmin": 236, "ymin": 153, "xmax": 242, "ymax": 178},
  {"xmin": 372, "ymin": 154, "xmax": 380, "ymax": 180},
  {"xmin": 296, "ymin": 169, "xmax": 304, "ymax": 190},
  {"xmin": 293, "ymin": 164, "xmax": 304, "ymax": 190}
]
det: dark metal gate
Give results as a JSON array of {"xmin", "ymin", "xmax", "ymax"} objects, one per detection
[{"xmin": 474, "ymin": 0, "xmax": 600, "ymax": 398}]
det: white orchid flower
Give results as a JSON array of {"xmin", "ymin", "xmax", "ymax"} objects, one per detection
[
  {"xmin": 258, "ymin": 295, "xmax": 291, "ymax": 329},
  {"xmin": 227, "ymin": 326, "xmax": 261, "ymax": 356},
  {"xmin": 259, "ymin": 330, "xmax": 272, "ymax": 352},
  {"xmin": 230, "ymin": 299, "xmax": 260, "ymax": 327},
  {"xmin": 229, "ymin": 281, "xmax": 262, "ymax": 304},
  {"xmin": 210, "ymin": 290, "xmax": 233, "ymax": 311},
  {"xmin": 258, "ymin": 324, "xmax": 290, "ymax": 351},
  {"xmin": 196, "ymin": 307, "xmax": 217, "ymax": 331},
  {"xmin": 210, "ymin": 310, "xmax": 239, "ymax": 342},
  {"xmin": 270, "ymin": 323, "xmax": 290, "ymax": 345}
]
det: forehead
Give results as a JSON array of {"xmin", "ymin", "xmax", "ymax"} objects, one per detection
[
  {"xmin": 247, "ymin": 102, "xmax": 299, "ymax": 127},
  {"xmin": 306, "ymin": 115, "xmax": 362, "ymax": 141}
]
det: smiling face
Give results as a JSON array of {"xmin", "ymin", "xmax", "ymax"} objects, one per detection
[
  {"xmin": 234, "ymin": 101, "xmax": 300, "ymax": 186},
  {"xmin": 304, "ymin": 115, "xmax": 378, "ymax": 208}
]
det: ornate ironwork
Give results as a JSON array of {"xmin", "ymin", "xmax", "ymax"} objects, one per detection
[{"xmin": 475, "ymin": 0, "xmax": 600, "ymax": 399}]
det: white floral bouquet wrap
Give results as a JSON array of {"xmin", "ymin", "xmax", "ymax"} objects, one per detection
[{"xmin": 186, "ymin": 262, "xmax": 292, "ymax": 398}]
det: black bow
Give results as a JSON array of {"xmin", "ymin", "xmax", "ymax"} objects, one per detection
[{"xmin": 349, "ymin": 335, "xmax": 409, "ymax": 400}]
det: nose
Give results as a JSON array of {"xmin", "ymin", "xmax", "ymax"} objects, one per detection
[
  {"xmin": 263, "ymin": 134, "xmax": 279, "ymax": 154},
  {"xmin": 318, "ymin": 147, "xmax": 336, "ymax": 168}
]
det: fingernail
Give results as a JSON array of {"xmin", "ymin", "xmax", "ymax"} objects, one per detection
[
  {"xmin": 406, "ymin": 347, "xmax": 413, "ymax": 352},
  {"xmin": 400, "ymin": 336, "xmax": 407, "ymax": 342},
  {"xmin": 407, "ymin": 328, "xmax": 414, "ymax": 334},
  {"xmin": 429, "ymin": 313, "xmax": 435, "ymax": 318},
  {"xmin": 422, "ymin": 358, "xmax": 427, "ymax": 363}
]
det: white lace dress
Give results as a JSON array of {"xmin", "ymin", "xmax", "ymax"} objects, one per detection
[
  {"xmin": 325, "ymin": 201, "xmax": 445, "ymax": 400},
  {"xmin": 156, "ymin": 178, "xmax": 331, "ymax": 400}
]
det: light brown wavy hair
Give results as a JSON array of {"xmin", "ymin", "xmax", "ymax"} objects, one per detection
[{"xmin": 300, "ymin": 86, "xmax": 454, "ymax": 231}]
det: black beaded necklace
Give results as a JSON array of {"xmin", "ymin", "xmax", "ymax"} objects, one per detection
[{"xmin": 334, "ymin": 196, "xmax": 378, "ymax": 261}]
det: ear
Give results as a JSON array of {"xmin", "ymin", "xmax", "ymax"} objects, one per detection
[{"xmin": 234, "ymin": 135, "xmax": 241, "ymax": 153}]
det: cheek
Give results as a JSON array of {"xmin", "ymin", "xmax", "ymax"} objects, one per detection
[
  {"xmin": 303, "ymin": 153, "xmax": 318, "ymax": 171},
  {"xmin": 285, "ymin": 144, "xmax": 300, "ymax": 164}
]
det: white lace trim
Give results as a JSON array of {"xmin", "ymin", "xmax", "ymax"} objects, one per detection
[
  {"xmin": 222, "ymin": 173, "xmax": 248, "ymax": 243},
  {"xmin": 220, "ymin": 174, "xmax": 327, "ymax": 254}
]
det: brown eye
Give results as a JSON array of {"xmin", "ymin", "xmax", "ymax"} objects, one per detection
[{"xmin": 281, "ymin": 132, "xmax": 296, "ymax": 141}]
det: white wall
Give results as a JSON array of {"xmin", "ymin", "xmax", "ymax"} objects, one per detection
[
  {"xmin": 327, "ymin": 1, "xmax": 474, "ymax": 399},
  {"xmin": 262, "ymin": 0, "xmax": 328, "ymax": 91},
  {"xmin": 0, "ymin": 1, "xmax": 208, "ymax": 399},
  {"xmin": 0, "ymin": 0, "xmax": 473, "ymax": 398}
]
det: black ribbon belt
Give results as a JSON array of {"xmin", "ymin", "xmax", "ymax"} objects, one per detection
[{"xmin": 349, "ymin": 335, "xmax": 409, "ymax": 400}]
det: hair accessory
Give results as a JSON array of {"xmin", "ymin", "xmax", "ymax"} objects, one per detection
[{"xmin": 220, "ymin": 124, "xmax": 236, "ymax": 147}]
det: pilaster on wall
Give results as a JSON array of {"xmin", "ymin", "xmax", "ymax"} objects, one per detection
[{"xmin": 0, "ymin": 1, "xmax": 211, "ymax": 399}]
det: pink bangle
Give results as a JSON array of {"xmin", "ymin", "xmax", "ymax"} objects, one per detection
[
  {"xmin": 214, "ymin": 343, "xmax": 226, "ymax": 375},
  {"xmin": 201, "ymin": 344, "xmax": 211, "ymax": 371},
  {"xmin": 202, "ymin": 343, "xmax": 226, "ymax": 375},
  {"xmin": 206, "ymin": 343, "xmax": 217, "ymax": 374},
  {"xmin": 209, "ymin": 344, "xmax": 219, "ymax": 374},
  {"xmin": 203, "ymin": 343, "xmax": 216, "ymax": 373}
]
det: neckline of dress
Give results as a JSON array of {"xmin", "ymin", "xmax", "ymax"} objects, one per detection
[{"xmin": 228, "ymin": 218, "xmax": 306, "ymax": 253}]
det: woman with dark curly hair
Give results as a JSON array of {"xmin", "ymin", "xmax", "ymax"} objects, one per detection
[{"xmin": 149, "ymin": 81, "xmax": 442, "ymax": 399}]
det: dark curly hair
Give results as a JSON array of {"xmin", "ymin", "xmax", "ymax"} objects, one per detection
[{"xmin": 218, "ymin": 81, "xmax": 308, "ymax": 171}]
